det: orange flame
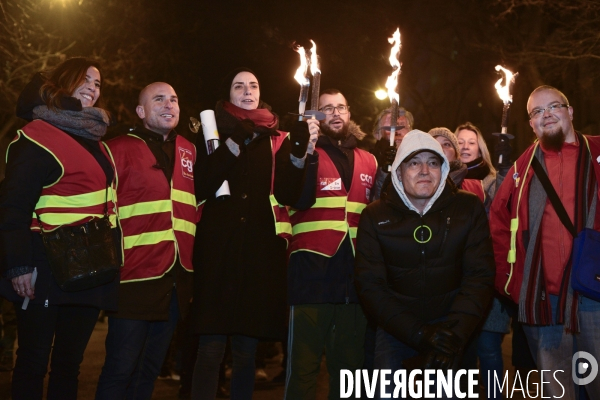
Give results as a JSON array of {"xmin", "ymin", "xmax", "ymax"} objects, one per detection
[
  {"xmin": 386, "ymin": 28, "xmax": 401, "ymax": 104},
  {"xmin": 495, "ymin": 65, "xmax": 516, "ymax": 104},
  {"xmin": 294, "ymin": 46, "xmax": 310, "ymax": 86},
  {"xmin": 309, "ymin": 40, "xmax": 320, "ymax": 75}
]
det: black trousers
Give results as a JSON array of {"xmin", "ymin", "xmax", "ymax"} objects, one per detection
[{"xmin": 13, "ymin": 303, "xmax": 99, "ymax": 400}]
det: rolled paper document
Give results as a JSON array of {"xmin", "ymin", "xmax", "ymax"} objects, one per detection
[
  {"xmin": 22, "ymin": 267, "xmax": 38, "ymax": 310},
  {"xmin": 200, "ymin": 110, "xmax": 231, "ymax": 199}
]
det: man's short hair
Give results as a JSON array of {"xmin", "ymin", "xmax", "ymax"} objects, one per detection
[
  {"xmin": 529, "ymin": 85, "xmax": 569, "ymax": 105},
  {"xmin": 372, "ymin": 107, "xmax": 414, "ymax": 140},
  {"xmin": 320, "ymin": 88, "xmax": 343, "ymax": 97}
]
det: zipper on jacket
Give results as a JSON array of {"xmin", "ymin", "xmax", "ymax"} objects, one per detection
[
  {"xmin": 44, "ymin": 276, "xmax": 52, "ymax": 308},
  {"xmin": 438, "ymin": 217, "xmax": 451, "ymax": 257},
  {"xmin": 419, "ymin": 215, "xmax": 426, "ymax": 258}
]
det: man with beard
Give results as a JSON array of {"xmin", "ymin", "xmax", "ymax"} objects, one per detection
[
  {"xmin": 284, "ymin": 89, "xmax": 377, "ymax": 399},
  {"xmin": 490, "ymin": 85, "xmax": 600, "ymax": 399}
]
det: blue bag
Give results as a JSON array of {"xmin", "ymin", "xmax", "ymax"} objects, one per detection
[{"xmin": 571, "ymin": 228, "xmax": 600, "ymax": 302}]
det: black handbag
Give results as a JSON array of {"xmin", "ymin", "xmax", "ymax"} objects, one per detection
[{"xmin": 38, "ymin": 189, "xmax": 120, "ymax": 292}]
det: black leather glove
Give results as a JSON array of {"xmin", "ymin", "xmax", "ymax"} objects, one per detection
[
  {"xmin": 494, "ymin": 134, "xmax": 512, "ymax": 169},
  {"xmin": 289, "ymin": 121, "xmax": 310, "ymax": 158},
  {"xmin": 417, "ymin": 320, "xmax": 462, "ymax": 355},
  {"xmin": 230, "ymin": 119, "xmax": 255, "ymax": 147},
  {"xmin": 424, "ymin": 349, "xmax": 457, "ymax": 370},
  {"xmin": 384, "ymin": 145, "xmax": 397, "ymax": 167}
]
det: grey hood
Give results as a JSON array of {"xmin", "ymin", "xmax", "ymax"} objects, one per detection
[{"xmin": 391, "ymin": 129, "xmax": 450, "ymax": 215}]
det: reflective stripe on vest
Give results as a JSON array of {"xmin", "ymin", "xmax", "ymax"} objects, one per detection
[
  {"xmin": 13, "ymin": 120, "xmax": 118, "ymax": 233},
  {"xmin": 289, "ymin": 147, "xmax": 377, "ymax": 257},
  {"xmin": 107, "ymin": 134, "xmax": 197, "ymax": 282},
  {"xmin": 196, "ymin": 132, "xmax": 293, "ymax": 243},
  {"xmin": 269, "ymin": 132, "xmax": 293, "ymax": 245}
]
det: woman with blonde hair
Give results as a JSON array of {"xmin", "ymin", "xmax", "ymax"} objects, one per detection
[
  {"xmin": 455, "ymin": 121, "xmax": 508, "ymax": 399},
  {"xmin": 455, "ymin": 122, "xmax": 498, "ymax": 210}
]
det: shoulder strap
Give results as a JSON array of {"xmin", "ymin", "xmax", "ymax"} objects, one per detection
[{"xmin": 531, "ymin": 156, "xmax": 576, "ymax": 237}]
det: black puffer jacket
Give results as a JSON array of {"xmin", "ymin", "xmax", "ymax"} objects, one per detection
[{"xmin": 355, "ymin": 181, "xmax": 495, "ymax": 349}]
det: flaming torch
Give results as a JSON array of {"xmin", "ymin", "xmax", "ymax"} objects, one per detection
[
  {"xmin": 294, "ymin": 45, "xmax": 310, "ymax": 121},
  {"xmin": 493, "ymin": 65, "xmax": 518, "ymax": 166},
  {"xmin": 304, "ymin": 40, "xmax": 326, "ymax": 120},
  {"xmin": 495, "ymin": 65, "xmax": 518, "ymax": 135},
  {"xmin": 385, "ymin": 28, "xmax": 402, "ymax": 148},
  {"xmin": 309, "ymin": 40, "xmax": 320, "ymax": 111}
]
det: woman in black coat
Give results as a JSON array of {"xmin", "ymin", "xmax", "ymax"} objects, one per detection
[
  {"xmin": 191, "ymin": 68, "xmax": 310, "ymax": 399},
  {"xmin": 0, "ymin": 57, "xmax": 118, "ymax": 400}
]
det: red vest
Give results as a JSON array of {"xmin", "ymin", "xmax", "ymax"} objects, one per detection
[
  {"xmin": 106, "ymin": 133, "xmax": 197, "ymax": 282},
  {"xmin": 461, "ymin": 179, "xmax": 485, "ymax": 202},
  {"xmin": 289, "ymin": 147, "xmax": 377, "ymax": 257},
  {"xmin": 269, "ymin": 133, "xmax": 293, "ymax": 245},
  {"xmin": 12, "ymin": 120, "xmax": 117, "ymax": 232}
]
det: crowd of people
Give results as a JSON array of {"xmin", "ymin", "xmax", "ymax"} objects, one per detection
[{"xmin": 0, "ymin": 56, "xmax": 599, "ymax": 400}]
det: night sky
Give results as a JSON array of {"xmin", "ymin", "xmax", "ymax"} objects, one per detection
[{"xmin": 2, "ymin": 0, "xmax": 599, "ymax": 164}]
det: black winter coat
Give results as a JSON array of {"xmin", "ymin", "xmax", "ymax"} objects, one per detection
[
  {"xmin": 192, "ymin": 101, "xmax": 306, "ymax": 340},
  {"xmin": 355, "ymin": 182, "xmax": 495, "ymax": 349},
  {"xmin": 0, "ymin": 128, "xmax": 119, "ymax": 310}
]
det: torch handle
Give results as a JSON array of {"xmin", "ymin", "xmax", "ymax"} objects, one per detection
[
  {"xmin": 310, "ymin": 72, "xmax": 321, "ymax": 111},
  {"xmin": 388, "ymin": 127, "xmax": 396, "ymax": 172},
  {"xmin": 299, "ymin": 83, "xmax": 309, "ymax": 120},
  {"xmin": 390, "ymin": 100, "xmax": 399, "ymax": 125},
  {"xmin": 501, "ymin": 104, "xmax": 510, "ymax": 134}
]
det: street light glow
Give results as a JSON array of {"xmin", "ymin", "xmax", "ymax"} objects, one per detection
[{"xmin": 375, "ymin": 89, "xmax": 387, "ymax": 100}]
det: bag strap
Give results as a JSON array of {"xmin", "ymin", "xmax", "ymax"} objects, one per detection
[{"xmin": 531, "ymin": 156, "xmax": 577, "ymax": 238}]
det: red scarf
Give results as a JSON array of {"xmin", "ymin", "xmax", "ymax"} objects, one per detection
[{"xmin": 222, "ymin": 101, "xmax": 278, "ymax": 129}]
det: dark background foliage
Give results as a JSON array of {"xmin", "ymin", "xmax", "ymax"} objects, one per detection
[{"xmin": 2, "ymin": 0, "xmax": 599, "ymax": 177}]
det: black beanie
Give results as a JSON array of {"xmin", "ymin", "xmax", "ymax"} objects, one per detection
[{"xmin": 220, "ymin": 67, "xmax": 259, "ymax": 102}]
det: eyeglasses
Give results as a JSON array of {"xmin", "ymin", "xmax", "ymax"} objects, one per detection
[
  {"xmin": 380, "ymin": 125, "xmax": 407, "ymax": 131},
  {"xmin": 528, "ymin": 103, "xmax": 569, "ymax": 120},
  {"xmin": 319, "ymin": 105, "xmax": 349, "ymax": 115}
]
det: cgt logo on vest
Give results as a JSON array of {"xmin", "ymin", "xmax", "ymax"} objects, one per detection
[
  {"xmin": 360, "ymin": 174, "xmax": 373, "ymax": 185},
  {"xmin": 179, "ymin": 147, "xmax": 194, "ymax": 180}
]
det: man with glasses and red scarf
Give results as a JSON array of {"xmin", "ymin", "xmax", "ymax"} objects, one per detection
[
  {"xmin": 490, "ymin": 85, "xmax": 600, "ymax": 398},
  {"xmin": 284, "ymin": 89, "xmax": 377, "ymax": 399}
]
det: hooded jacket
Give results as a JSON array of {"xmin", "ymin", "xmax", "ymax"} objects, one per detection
[{"xmin": 355, "ymin": 130, "xmax": 495, "ymax": 348}]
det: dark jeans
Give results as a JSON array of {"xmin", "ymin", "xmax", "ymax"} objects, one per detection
[
  {"xmin": 95, "ymin": 288, "xmax": 179, "ymax": 400},
  {"xmin": 478, "ymin": 331, "xmax": 504, "ymax": 400},
  {"xmin": 192, "ymin": 334, "xmax": 258, "ymax": 400},
  {"xmin": 374, "ymin": 328, "xmax": 459, "ymax": 400},
  {"xmin": 13, "ymin": 303, "xmax": 99, "ymax": 400}
]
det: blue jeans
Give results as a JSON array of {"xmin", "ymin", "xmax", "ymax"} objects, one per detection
[
  {"xmin": 522, "ymin": 294, "xmax": 600, "ymax": 400},
  {"xmin": 95, "ymin": 288, "xmax": 179, "ymax": 400},
  {"xmin": 375, "ymin": 328, "xmax": 460, "ymax": 400},
  {"xmin": 477, "ymin": 331, "xmax": 504, "ymax": 400},
  {"xmin": 192, "ymin": 334, "xmax": 258, "ymax": 400}
]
